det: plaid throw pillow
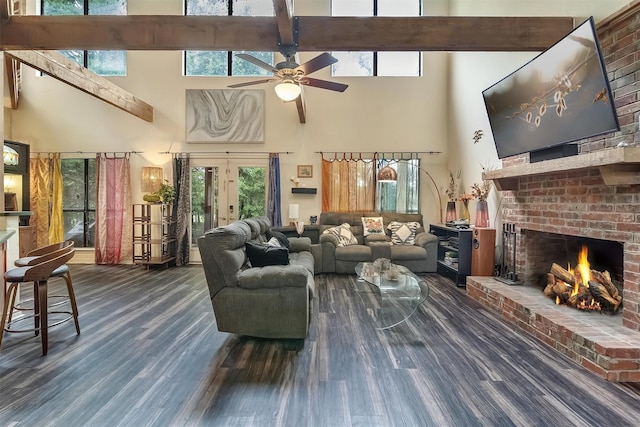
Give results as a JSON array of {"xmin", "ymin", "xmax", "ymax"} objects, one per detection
[
  {"xmin": 387, "ymin": 221, "xmax": 420, "ymax": 245},
  {"xmin": 323, "ymin": 223, "xmax": 358, "ymax": 247}
]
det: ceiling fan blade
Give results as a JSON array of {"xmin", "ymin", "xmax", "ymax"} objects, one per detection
[
  {"xmin": 236, "ymin": 53, "xmax": 278, "ymax": 73},
  {"xmin": 295, "ymin": 53, "xmax": 338, "ymax": 75},
  {"xmin": 228, "ymin": 78, "xmax": 276, "ymax": 88},
  {"xmin": 300, "ymin": 77, "xmax": 348, "ymax": 93}
]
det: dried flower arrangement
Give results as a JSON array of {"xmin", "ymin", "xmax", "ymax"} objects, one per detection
[
  {"xmin": 445, "ymin": 170, "xmax": 460, "ymax": 202},
  {"xmin": 471, "ymin": 180, "xmax": 492, "ymax": 201},
  {"xmin": 458, "ymin": 192, "xmax": 473, "ymax": 202}
]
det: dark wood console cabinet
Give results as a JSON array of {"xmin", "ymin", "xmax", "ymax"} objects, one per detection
[{"xmin": 429, "ymin": 224, "xmax": 472, "ymax": 287}]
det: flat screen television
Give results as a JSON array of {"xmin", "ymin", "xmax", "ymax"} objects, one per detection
[{"xmin": 482, "ymin": 17, "xmax": 619, "ymax": 159}]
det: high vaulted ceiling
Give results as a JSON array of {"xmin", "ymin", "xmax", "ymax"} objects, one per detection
[{"xmin": 0, "ymin": 0, "xmax": 574, "ymax": 123}]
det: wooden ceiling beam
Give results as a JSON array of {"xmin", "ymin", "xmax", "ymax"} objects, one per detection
[
  {"xmin": 273, "ymin": 0, "xmax": 295, "ymax": 46},
  {"xmin": 4, "ymin": 53, "xmax": 20, "ymax": 109},
  {"xmin": 272, "ymin": 0, "xmax": 307, "ymax": 123},
  {"xmin": 297, "ymin": 16, "xmax": 574, "ymax": 52},
  {"xmin": 0, "ymin": 15, "xmax": 574, "ymax": 52},
  {"xmin": 0, "ymin": 0, "xmax": 8, "ymax": 20},
  {"xmin": 5, "ymin": 50, "xmax": 153, "ymax": 122}
]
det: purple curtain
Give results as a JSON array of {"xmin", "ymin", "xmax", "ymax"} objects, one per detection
[{"xmin": 267, "ymin": 153, "xmax": 282, "ymax": 226}]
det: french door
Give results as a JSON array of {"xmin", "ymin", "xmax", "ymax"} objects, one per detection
[{"xmin": 190, "ymin": 158, "xmax": 267, "ymax": 262}]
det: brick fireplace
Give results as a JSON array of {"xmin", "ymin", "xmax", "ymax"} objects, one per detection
[
  {"xmin": 466, "ymin": 4, "xmax": 640, "ymax": 382},
  {"xmin": 487, "ymin": 144, "xmax": 640, "ymax": 330},
  {"xmin": 469, "ymin": 149, "xmax": 640, "ymax": 382}
]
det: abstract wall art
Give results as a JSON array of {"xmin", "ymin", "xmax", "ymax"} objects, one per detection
[{"xmin": 186, "ymin": 89, "xmax": 265, "ymax": 143}]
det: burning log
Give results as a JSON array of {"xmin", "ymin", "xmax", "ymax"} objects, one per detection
[
  {"xmin": 544, "ymin": 273, "xmax": 571, "ymax": 299},
  {"xmin": 550, "ymin": 263, "xmax": 575, "ymax": 286},
  {"xmin": 545, "ymin": 246, "xmax": 622, "ymax": 313},
  {"xmin": 588, "ymin": 280, "xmax": 621, "ymax": 312},
  {"xmin": 590, "ymin": 269, "xmax": 622, "ymax": 305},
  {"xmin": 567, "ymin": 285, "xmax": 588, "ymax": 307},
  {"xmin": 543, "ymin": 273, "xmax": 556, "ymax": 297}
]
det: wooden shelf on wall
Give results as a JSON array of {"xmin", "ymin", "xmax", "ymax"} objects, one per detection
[
  {"xmin": 291, "ymin": 187, "xmax": 317, "ymax": 194},
  {"xmin": 484, "ymin": 146, "xmax": 640, "ymax": 191}
]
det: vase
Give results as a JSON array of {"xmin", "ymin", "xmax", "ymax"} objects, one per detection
[
  {"xmin": 460, "ymin": 200, "xmax": 470, "ymax": 222},
  {"xmin": 445, "ymin": 201, "xmax": 457, "ymax": 223},
  {"xmin": 475, "ymin": 200, "xmax": 490, "ymax": 228}
]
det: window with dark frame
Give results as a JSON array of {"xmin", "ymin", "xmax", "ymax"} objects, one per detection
[
  {"xmin": 330, "ymin": 0, "xmax": 421, "ymax": 77},
  {"xmin": 41, "ymin": 0, "xmax": 127, "ymax": 76},
  {"xmin": 62, "ymin": 158, "xmax": 96, "ymax": 248},
  {"xmin": 184, "ymin": 0, "xmax": 274, "ymax": 77}
]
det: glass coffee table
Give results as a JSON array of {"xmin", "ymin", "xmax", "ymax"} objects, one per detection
[{"xmin": 355, "ymin": 261, "xmax": 429, "ymax": 330}]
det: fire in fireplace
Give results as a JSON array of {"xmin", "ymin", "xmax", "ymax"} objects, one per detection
[{"xmin": 543, "ymin": 245, "xmax": 623, "ymax": 313}]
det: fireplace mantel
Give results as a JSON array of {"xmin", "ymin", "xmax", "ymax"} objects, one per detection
[{"xmin": 483, "ymin": 146, "xmax": 640, "ymax": 191}]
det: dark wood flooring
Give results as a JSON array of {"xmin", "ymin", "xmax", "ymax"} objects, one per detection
[{"xmin": 1, "ymin": 265, "xmax": 639, "ymax": 426}]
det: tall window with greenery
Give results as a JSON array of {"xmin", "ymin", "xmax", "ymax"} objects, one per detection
[
  {"xmin": 42, "ymin": 0, "xmax": 127, "ymax": 76},
  {"xmin": 331, "ymin": 0, "xmax": 421, "ymax": 76},
  {"xmin": 184, "ymin": 0, "xmax": 274, "ymax": 76},
  {"xmin": 375, "ymin": 158, "xmax": 420, "ymax": 213},
  {"xmin": 62, "ymin": 158, "xmax": 96, "ymax": 248},
  {"xmin": 238, "ymin": 167, "xmax": 266, "ymax": 219}
]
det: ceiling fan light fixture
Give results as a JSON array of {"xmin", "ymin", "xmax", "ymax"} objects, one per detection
[{"xmin": 275, "ymin": 79, "xmax": 301, "ymax": 101}]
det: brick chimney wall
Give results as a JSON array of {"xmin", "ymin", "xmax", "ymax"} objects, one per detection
[{"xmin": 497, "ymin": 11, "xmax": 640, "ymax": 331}]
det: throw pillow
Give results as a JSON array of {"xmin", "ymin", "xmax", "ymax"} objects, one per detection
[
  {"xmin": 266, "ymin": 237, "xmax": 282, "ymax": 247},
  {"xmin": 266, "ymin": 229, "xmax": 290, "ymax": 249},
  {"xmin": 387, "ymin": 221, "xmax": 420, "ymax": 245},
  {"xmin": 322, "ymin": 223, "xmax": 359, "ymax": 247},
  {"xmin": 245, "ymin": 242, "xmax": 289, "ymax": 267},
  {"xmin": 362, "ymin": 216, "xmax": 385, "ymax": 236}
]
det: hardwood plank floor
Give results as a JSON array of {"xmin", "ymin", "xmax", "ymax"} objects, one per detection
[{"xmin": 1, "ymin": 264, "xmax": 639, "ymax": 426}]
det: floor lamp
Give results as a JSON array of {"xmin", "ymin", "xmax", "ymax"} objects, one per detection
[{"xmin": 377, "ymin": 163, "xmax": 443, "ymax": 224}]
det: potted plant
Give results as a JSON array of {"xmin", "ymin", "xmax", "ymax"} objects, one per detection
[{"xmin": 143, "ymin": 180, "xmax": 175, "ymax": 204}]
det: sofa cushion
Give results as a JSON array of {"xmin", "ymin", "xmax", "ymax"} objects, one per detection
[
  {"xmin": 362, "ymin": 216, "xmax": 385, "ymax": 236},
  {"xmin": 390, "ymin": 244, "xmax": 426, "ymax": 260},
  {"xmin": 245, "ymin": 242, "xmax": 290, "ymax": 267},
  {"xmin": 335, "ymin": 245, "xmax": 372, "ymax": 262},
  {"xmin": 266, "ymin": 229, "xmax": 291, "ymax": 249},
  {"xmin": 388, "ymin": 221, "xmax": 420, "ymax": 245},
  {"xmin": 323, "ymin": 223, "xmax": 358, "ymax": 247}
]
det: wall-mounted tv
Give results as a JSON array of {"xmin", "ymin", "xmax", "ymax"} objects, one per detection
[{"xmin": 482, "ymin": 17, "xmax": 619, "ymax": 159}]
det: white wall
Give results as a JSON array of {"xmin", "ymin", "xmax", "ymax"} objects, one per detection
[
  {"xmin": 2, "ymin": 0, "xmax": 631, "ymax": 255},
  {"xmin": 4, "ymin": 0, "xmax": 450, "ymax": 229},
  {"xmin": 446, "ymin": 0, "xmax": 630, "ymax": 255}
]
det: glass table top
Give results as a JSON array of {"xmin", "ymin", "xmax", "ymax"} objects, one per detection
[{"xmin": 355, "ymin": 261, "xmax": 429, "ymax": 330}]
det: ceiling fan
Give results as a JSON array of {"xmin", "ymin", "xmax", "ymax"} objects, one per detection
[{"xmin": 228, "ymin": 47, "xmax": 349, "ymax": 102}]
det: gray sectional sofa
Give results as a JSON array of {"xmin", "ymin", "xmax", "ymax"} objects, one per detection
[
  {"xmin": 197, "ymin": 216, "xmax": 314, "ymax": 339},
  {"xmin": 318, "ymin": 211, "xmax": 438, "ymax": 274}
]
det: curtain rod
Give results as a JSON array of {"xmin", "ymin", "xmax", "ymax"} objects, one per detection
[
  {"xmin": 32, "ymin": 151, "xmax": 142, "ymax": 155},
  {"xmin": 159, "ymin": 151, "xmax": 293, "ymax": 155},
  {"xmin": 317, "ymin": 151, "xmax": 442, "ymax": 160},
  {"xmin": 315, "ymin": 151, "xmax": 441, "ymax": 155}
]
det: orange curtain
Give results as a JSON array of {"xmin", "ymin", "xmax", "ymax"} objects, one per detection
[
  {"xmin": 321, "ymin": 158, "xmax": 375, "ymax": 212},
  {"xmin": 30, "ymin": 156, "xmax": 51, "ymax": 248},
  {"xmin": 49, "ymin": 154, "xmax": 64, "ymax": 243},
  {"xmin": 29, "ymin": 154, "xmax": 63, "ymax": 247}
]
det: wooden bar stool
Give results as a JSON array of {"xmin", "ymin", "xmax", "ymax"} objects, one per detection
[
  {"xmin": 11, "ymin": 241, "xmax": 79, "ymax": 334},
  {"xmin": 0, "ymin": 243, "xmax": 77, "ymax": 355}
]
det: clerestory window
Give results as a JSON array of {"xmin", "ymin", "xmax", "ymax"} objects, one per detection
[
  {"xmin": 41, "ymin": 0, "xmax": 127, "ymax": 76},
  {"xmin": 330, "ymin": 0, "xmax": 421, "ymax": 77},
  {"xmin": 184, "ymin": 0, "xmax": 275, "ymax": 76}
]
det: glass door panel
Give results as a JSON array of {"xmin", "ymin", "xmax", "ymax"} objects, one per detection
[{"xmin": 190, "ymin": 159, "xmax": 267, "ymax": 262}]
